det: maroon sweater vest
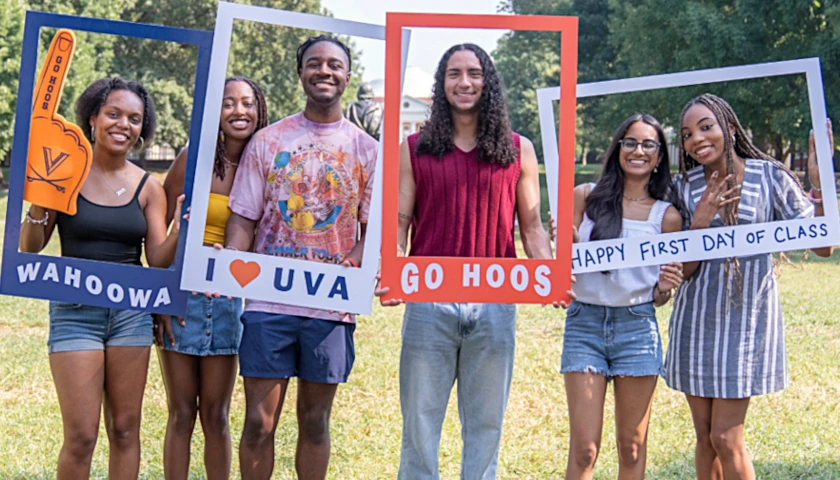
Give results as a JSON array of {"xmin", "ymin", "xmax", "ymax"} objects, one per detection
[{"xmin": 407, "ymin": 132, "xmax": 521, "ymax": 258}]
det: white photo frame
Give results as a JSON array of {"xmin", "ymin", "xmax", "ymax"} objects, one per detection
[
  {"xmin": 537, "ymin": 58, "xmax": 839, "ymax": 273},
  {"xmin": 180, "ymin": 1, "xmax": 410, "ymax": 314}
]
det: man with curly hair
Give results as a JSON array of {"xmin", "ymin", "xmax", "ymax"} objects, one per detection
[{"xmin": 387, "ymin": 43, "xmax": 554, "ymax": 479}]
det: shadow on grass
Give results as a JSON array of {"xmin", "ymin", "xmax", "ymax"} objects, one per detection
[{"xmin": 648, "ymin": 459, "xmax": 840, "ymax": 480}]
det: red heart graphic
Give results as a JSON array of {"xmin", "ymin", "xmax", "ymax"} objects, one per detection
[{"xmin": 230, "ymin": 260, "xmax": 261, "ymax": 287}]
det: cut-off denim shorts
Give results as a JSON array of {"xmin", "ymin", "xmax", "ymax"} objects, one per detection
[
  {"xmin": 48, "ymin": 301, "xmax": 153, "ymax": 354},
  {"xmin": 162, "ymin": 294, "xmax": 243, "ymax": 356},
  {"xmin": 560, "ymin": 300, "xmax": 662, "ymax": 378}
]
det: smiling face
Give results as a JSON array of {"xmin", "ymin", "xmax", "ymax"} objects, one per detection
[
  {"xmin": 443, "ymin": 50, "xmax": 484, "ymax": 114},
  {"xmin": 220, "ymin": 80, "xmax": 258, "ymax": 141},
  {"xmin": 89, "ymin": 89, "xmax": 144, "ymax": 155},
  {"xmin": 299, "ymin": 41, "xmax": 350, "ymax": 106},
  {"xmin": 681, "ymin": 104, "xmax": 733, "ymax": 166},
  {"xmin": 618, "ymin": 121, "xmax": 661, "ymax": 178}
]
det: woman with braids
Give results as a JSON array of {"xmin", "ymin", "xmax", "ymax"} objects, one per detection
[
  {"xmin": 562, "ymin": 113, "xmax": 684, "ymax": 480},
  {"xmin": 159, "ymin": 76, "xmax": 268, "ymax": 479},
  {"xmin": 19, "ymin": 77, "xmax": 179, "ymax": 478},
  {"xmin": 663, "ymin": 93, "xmax": 833, "ymax": 479}
]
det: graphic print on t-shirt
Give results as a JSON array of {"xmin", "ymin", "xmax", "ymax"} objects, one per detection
[{"xmin": 273, "ymin": 149, "xmax": 346, "ymax": 234}]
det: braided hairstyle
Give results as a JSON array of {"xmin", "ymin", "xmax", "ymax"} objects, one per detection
[
  {"xmin": 415, "ymin": 43, "xmax": 517, "ymax": 165},
  {"xmin": 587, "ymin": 113, "xmax": 678, "ymax": 241},
  {"xmin": 214, "ymin": 76, "xmax": 268, "ymax": 180},
  {"xmin": 75, "ymin": 77, "xmax": 156, "ymax": 150},
  {"xmin": 677, "ymin": 93, "xmax": 804, "ymax": 297}
]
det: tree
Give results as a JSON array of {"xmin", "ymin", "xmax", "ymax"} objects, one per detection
[{"xmin": 0, "ymin": 0, "xmax": 365, "ymax": 159}]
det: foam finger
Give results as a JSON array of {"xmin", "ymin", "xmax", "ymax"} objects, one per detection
[{"xmin": 34, "ymin": 29, "xmax": 76, "ymax": 119}]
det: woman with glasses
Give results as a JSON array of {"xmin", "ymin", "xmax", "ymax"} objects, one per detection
[{"xmin": 562, "ymin": 113, "xmax": 685, "ymax": 479}]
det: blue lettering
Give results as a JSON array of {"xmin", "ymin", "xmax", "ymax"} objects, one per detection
[
  {"xmin": 614, "ymin": 243, "xmax": 625, "ymax": 261},
  {"xmin": 305, "ymin": 272, "xmax": 325, "ymax": 295},
  {"xmin": 640, "ymin": 241, "xmax": 652, "ymax": 261},
  {"xmin": 820, "ymin": 223, "xmax": 828, "ymax": 237},
  {"xmin": 274, "ymin": 268, "xmax": 294, "ymax": 291},
  {"xmin": 328, "ymin": 277, "xmax": 348, "ymax": 300},
  {"xmin": 572, "ymin": 249, "xmax": 582, "ymax": 269},
  {"xmin": 205, "ymin": 258, "xmax": 215, "ymax": 281}
]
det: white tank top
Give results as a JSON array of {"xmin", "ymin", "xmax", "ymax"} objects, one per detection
[{"xmin": 574, "ymin": 184, "xmax": 672, "ymax": 307}]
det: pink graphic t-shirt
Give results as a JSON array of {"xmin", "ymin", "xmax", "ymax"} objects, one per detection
[{"xmin": 228, "ymin": 112, "xmax": 378, "ymax": 322}]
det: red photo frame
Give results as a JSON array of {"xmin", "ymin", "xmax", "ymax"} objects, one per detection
[{"xmin": 380, "ymin": 12, "xmax": 578, "ymax": 304}]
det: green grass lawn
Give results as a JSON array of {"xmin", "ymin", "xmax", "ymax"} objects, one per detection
[{"xmin": 1, "ymin": 169, "xmax": 840, "ymax": 478}]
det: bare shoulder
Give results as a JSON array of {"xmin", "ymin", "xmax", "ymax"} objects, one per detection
[
  {"xmin": 574, "ymin": 183, "xmax": 592, "ymax": 201},
  {"xmin": 661, "ymin": 205, "xmax": 683, "ymax": 233}
]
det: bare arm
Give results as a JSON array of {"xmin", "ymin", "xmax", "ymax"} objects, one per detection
[
  {"xmin": 808, "ymin": 122, "xmax": 834, "ymax": 257},
  {"xmin": 516, "ymin": 136, "xmax": 552, "ymax": 259},
  {"xmin": 653, "ymin": 206, "xmax": 684, "ymax": 307},
  {"xmin": 397, "ymin": 138, "xmax": 416, "ymax": 257},
  {"xmin": 19, "ymin": 204, "xmax": 58, "ymax": 253},
  {"xmin": 224, "ymin": 213, "xmax": 257, "ymax": 251},
  {"xmin": 143, "ymin": 178, "xmax": 182, "ymax": 268},
  {"xmin": 163, "ymin": 146, "xmax": 188, "ymax": 226}
]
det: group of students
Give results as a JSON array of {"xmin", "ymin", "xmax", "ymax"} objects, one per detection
[{"xmin": 18, "ymin": 31, "xmax": 834, "ymax": 480}]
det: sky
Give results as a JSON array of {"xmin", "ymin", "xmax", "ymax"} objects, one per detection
[{"xmin": 319, "ymin": 0, "xmax": 507, "ymax": 82}]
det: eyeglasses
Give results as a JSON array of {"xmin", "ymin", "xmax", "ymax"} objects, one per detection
[{"xmin": 619, "ymin": 138, "xmax": 660, "ymax": 154}]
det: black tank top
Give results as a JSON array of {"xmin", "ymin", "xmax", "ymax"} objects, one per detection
[{"xmin": 57, "ymin": 173, "xmax": 150, "ymax": 265}]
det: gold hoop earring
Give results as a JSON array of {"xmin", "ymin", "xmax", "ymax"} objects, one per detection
[{"xmin": 134, "ymin": 136, "xmax": 145, "ymax": 151}]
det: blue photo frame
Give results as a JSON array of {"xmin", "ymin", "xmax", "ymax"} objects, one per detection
[{"xmin": 0, "ymin": 11, "xmax": 212, "ymax": 315}]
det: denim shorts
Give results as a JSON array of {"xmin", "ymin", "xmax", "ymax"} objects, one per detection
[
  {"xmin": 162, "ymin": 294, "xmax": 243, "ymax": 356},
  {"xmin": 239, "ymin": 312, "xmax": 355, "ymax": 384},
  {"xmin": 560, "ymin": 301, "xmax": 662, "ymax": 378},
  {"xmin": 48, "ymin": 301, "xmax": 153, "ymax": 354}
]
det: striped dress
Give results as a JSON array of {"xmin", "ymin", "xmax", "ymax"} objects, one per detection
[{"xmin": 663, "ymin": 159, "xmax": 814, "ymax": 399}]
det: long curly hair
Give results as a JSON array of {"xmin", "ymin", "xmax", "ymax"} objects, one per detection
[
  {"xmin": 677, "ymin": 93, "xmax": 803, "ymax": 297},
  {"xmin": 587, "ymin": 113, "xmax": 683, "ymax": 241},
  {"xmin": 214, "ymin": 76, "xmax": 268, "ymax": 180},
  {"xmin": 415, "ymin": 43, "xmax": 517, "ymax": 165},
  {"xmin": 75, "ymin": 77, "xmax": 156, "ymax": 150}
]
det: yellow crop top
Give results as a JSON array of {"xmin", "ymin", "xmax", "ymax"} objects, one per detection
[{"xmin": 204, "ymin": 193, "xmax": 231, "ymax": 245}]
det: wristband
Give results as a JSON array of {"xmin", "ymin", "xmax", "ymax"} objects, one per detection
[
  {"xmin": 343, "ymin": 257, "xmax": 359, "ymax": 267},
  {"xmin": 25, "ymin": 210, "xmax": 49, "ymax": 225},
  {"xmin": 224, "ymin": 245, "xmax": 239, "ymax": 251}
]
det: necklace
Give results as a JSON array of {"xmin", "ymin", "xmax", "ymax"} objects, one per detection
[
  {"xmin": 623, "ymin": 194, "xmax": 651, "ymax": 202},
  {"xmin": 222, "ymin": 157, "xmax": 239, "ymax": 168},
  {"xmin": 93, "ymin": 165, "xmax": 127, "ymax": 196},
  {"xmin": 306, "ymin": 117, "xmax": 344, "ymax": 153}
]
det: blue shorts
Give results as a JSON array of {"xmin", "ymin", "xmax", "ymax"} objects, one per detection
[
  {"xmin": 560, "ymin": 301, "xmax": 662, "ymax": 378},
  {"xmin": 48, "ymin": 301, "xmax": 153, "ymax": 354},
  {"xmin": 239, "ymin": 312, "xmax": 355, "ymax": 384},
  {"xmin": 162, "ymin": 294, "xmax": 243, "ymax": 356}
]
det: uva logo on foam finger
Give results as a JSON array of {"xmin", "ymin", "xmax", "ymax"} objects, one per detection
[
  {"xmin": 25, "ymin": 29, "xmax": 91, "ymax": 215},
  {"xmin": 230, "ymin": 260, "xmax": 261, "ymax": 287}
]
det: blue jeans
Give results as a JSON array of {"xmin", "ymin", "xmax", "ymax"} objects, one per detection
[
  {"xmin": 398, "ymin": 302, "xmax": 517, "ymax": 480},
  {"xmin": 560, "ymin": 301, "xmax": 662, "ymax": 378}
]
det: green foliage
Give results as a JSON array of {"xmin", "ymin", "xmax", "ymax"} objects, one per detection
[
  {"xmin": 0, "ymin": 0, "xmax": 365, "ymax": 157},
  {"xmin": 495, "ymin": 0, "xmax": 840, "ymax": 165}
]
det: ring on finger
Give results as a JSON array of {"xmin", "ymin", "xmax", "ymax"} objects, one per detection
[{"xmin": 718, "ymin": 195, "xmax": 726, "ymax": 202}]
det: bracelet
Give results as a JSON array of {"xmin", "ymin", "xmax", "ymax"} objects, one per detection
[
  {"xmin": 808, "ymin": 189, "xmax": 824, "ymax": 205},
  {"xmin": 812, "ymin": 185, "xmax": 822, "ymax": 192},
  {"xmin": 342, "ymin": 256, "xmax": 359, "ymax": 267},
  {"xmin": 224, "ymin": 245, "xmax": 239, "ymax": 251},
  {"xmin": 654, "ymin": 283, "xmax": 672, "ymax": 299},
  {"xmin": 25, "ymin": 210, "xmax": 49, "ymax": 225}
]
